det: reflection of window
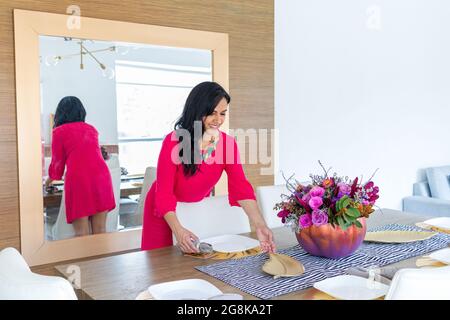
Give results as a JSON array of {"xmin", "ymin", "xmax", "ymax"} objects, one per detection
[{"xmin": 115, "ymin": 60, "xmax": 212, "ymax": 175}]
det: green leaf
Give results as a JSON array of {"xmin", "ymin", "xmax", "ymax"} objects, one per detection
[
  {"xmin": 343, "ymin": 214, "xmax": 356, "ymax": 224},
  {"xmin": 341, "ymin": 196, "xmax": 350, "ymax": 208},
  {"xmin": 336, "ymin": 200, "xmax": 342, "ymax": 212},
  {"xmin": 354, "ymin": 220, "xmax": 363, "ymax": 228},
  {"xmin": 337, "ymin": 216, "xmax": 345, "ymax": 228},
  {"xmin": 346, "ymin": 207, "xmax": 361, "ymax": 218}
]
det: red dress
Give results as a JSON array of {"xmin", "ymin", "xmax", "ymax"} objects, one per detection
[
  {"xmin": 141, "ymin": 130, "xmax": 256, "ymax": 250},
  {"xmin": 48, "ymin": 122, "xmax": 116, "ymax": 223}
]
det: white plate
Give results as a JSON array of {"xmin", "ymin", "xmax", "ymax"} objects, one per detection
[
  {"xmin": 428, "ymin": 248, "xmax": 450, "ymax": 265},
  {"xmin": 313, "ymin": 275, "xmax": 390, "ymax": 300},
  {"xmin": 201, "ymin": 234, "xmax": 260, "ymax": 253},
  {"xmin": 422, "ymin": 217, "xmax": 450, "ymax": 230},
  {"xmin": 148, "ymin": 279, "xmax": 222, "ymax": 300}
]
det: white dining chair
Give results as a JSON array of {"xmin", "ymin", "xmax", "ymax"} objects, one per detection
[
  {"xmin": 51, "ymin": 164, "xmax": 121, "ymax": 240},
  {"xmin": 174, "ymin": 195, "xmax": 252, "ymax": 241},
  {"xmin": 256, "ymin": 184, "xmax": 290, "ymax": 229},
  {"xmin": 133, "ymin": 166, "xmax": 156, "ymax": 220},
  {"xmin": 385, "ymin": 266, "xmax": 450, "ymax": 300},
  {"xmin": 0, "ymin": 247, "xmax": 77, "ymax": 300},
  {"xmin": 105, "ymin": 166, "xmax": 122, "ymax": 232},
  {"xmin": 119, "ymin": 166, "xmax": 156, "ymax": 228}
]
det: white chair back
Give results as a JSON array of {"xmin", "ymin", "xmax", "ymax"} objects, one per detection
[
  {"xmin": 134, "ymin": 166, "xmax": 157, "ymax": 218},
  {"xmin": 256, "ymin": 185, "xmax": 289, "ymax": 228},
  {"xmin": 105, "ymin": 167, "xmax": 122, "ymax": 232},
  {"xmin": 44, "ymin": 157, "xmax": 52, "ymax": 177},
  {"xmin": 106, "ymin": 154, "xmax": 120, "ymax": 170},
  {"xmin": 51, "ymin": 192, "xmax": 73, "ymax": 240},
  {"xmin": 51, "ymin": 164, "xmax": 121, "ymax": 240},
  {"xmin": 174, "ymin": 195, "xmax": 251, "ymax": 242},
  {"xmin": 385, "ymin": 266, "xmax": 450, "ymax": 300},
  {"xmin": 0, "ymin": 247, "xmax": 77, "ymax": 300}
]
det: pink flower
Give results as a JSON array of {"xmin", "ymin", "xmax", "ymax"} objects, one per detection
[
  {"xmin": 312, "ymin": 210, "xmax": 328, "ymax": 226},
  {"xmin": 364, "ymin": 181, "xmax": 374, "ymax": 190},
  {"xmin": 310, "ymin": 186, "xmax": 325, "ymax": 198},
  {"xmin": 302, "ymin": 193, "xmax": 311, "ymax": 203},
  {"xmin": 308, "ymin": 196, "xmax": 323, "ymax": 210},
  {"xmin": 299, "ymin": 214, "xmax": 312, "ymax": 228},
  {"xmin": 277, "ymin": 209, "xmax": 289, "ymax": 223}
]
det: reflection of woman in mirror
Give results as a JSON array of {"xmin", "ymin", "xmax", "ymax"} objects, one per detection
[
  {"xmin": 141, "ymin": 82, "xmax": 276, "ymax": 253},
  {"xmin": 45, "ymin": 96, "xmax": 116, "ymax": 237}
]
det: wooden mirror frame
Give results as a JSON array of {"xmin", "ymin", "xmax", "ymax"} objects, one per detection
[{"xmin": 14, "ymin": 9, "xmax": 229, "ymax": 266}]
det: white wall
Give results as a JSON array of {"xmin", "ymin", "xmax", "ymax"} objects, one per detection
[{"xmin": 275, "ymin": 0, "xmax": 450, "ymax": 209}]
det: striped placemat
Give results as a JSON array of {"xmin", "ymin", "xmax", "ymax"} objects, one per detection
[{"xmin": 195, "ymin": 224, "xmax": 450, "ymax": 299}]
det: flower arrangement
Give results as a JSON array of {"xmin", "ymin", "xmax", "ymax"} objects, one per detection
[{"xmin": 275, "ymin": 162, "xmax": 379, "ymax": 232}]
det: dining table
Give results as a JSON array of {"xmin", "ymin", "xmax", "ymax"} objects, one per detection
[
  {"xmin": 54, "ymin": 208, "xmax": 446, "ymax": 300},
  {"xmin": 43, "ymin": 176, "xmax": 143, "ymax": 208}
]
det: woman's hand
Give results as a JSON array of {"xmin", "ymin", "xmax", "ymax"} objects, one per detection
[
  {"xmin": 174, "ymin": 226, "xmax": 200, "ymax": 253},
  {"xmin": 255, "ymin": 225, "xmax": 276, "ymax": 253}
]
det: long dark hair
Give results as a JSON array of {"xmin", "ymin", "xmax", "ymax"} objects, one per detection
[
  {"xmin": 174, "ymin": 81, "xmax": 230, "ymax": 176},
  {"xmin": 53, "ymin": 96, "xmax": 86, "ymax": 128}
]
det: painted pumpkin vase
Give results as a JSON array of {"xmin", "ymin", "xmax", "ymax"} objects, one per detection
[{"xmin": 295, "ymin": 217, "xmax": 367, "ymax": 259}]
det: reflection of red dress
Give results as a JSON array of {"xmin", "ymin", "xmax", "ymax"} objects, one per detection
[
  {"xmin": 48, "ymin": 122, "xmax": 116, "ymax": 223},
  {"xmin": 141, "ymin": 130, "xmax": 256, "ymax": 251}
]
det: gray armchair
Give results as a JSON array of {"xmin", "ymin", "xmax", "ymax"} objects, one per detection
[{"xmin": 403, "ymin": 166, "xmax": 450, "ymax": 217}]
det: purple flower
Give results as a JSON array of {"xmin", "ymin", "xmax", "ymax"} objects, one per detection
[
  {"xmin": 308, "ymin": 196, "xmax": 323, "ymax": 210},
  {"xmin": 309, "ymin": 186, "xmax": 325, "ymax": 198},
  {"xmin": 312, "ymin": 209, "xmax": 328, "ymax": 226},
  {"xmin": 337, "ymin": 182, "xmax": 351, "ymax": 196},
  {"xmin": 299, "ymin": 214, "xmax": 313, "ymax": 228}
]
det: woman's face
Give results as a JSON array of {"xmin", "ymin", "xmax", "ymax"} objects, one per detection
[{"xmin": 202, "ymin": 97, "xmax": 228, "ymax": 131}]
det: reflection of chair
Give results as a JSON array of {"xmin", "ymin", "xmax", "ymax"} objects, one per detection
[
  {"xmin": 174, "ymin": 195, "xmax": 251, "ymax": 242},
  {"xmin": 256, "ymin": 185, "xmax": 289, "ymax": 229},
  {"xmin": 105, "ymin": 167, "xmax": 122, "ymax": 232},
  {"xmin": 385, "ymin": 266, "xmax": 450, "ymax": 300},
  {"xmin": 403, "ymin": 166, "xmax": 450, "ymax": 217},
  {"xmin": 51, "ymin": 165, "xmax": 121, "ymax": 240},
  {"xmin": 44, "ymin": 157, "xmax": 52, "ymax": 177},
  {"xmin": 0, "ymin": 247, "xmax": 77, "ymax": 300},
  {"xmin": 119, "ymin": 167, "xmax": 156, "ymax": 228},
  {"xmin": 106, "ymin": 154, "xmax": 120, "ymax": 170}
]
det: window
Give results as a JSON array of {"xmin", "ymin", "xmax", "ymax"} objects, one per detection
[{"xmin": 115, "ymin": 59, "xmax": 212, "ymax": 175}]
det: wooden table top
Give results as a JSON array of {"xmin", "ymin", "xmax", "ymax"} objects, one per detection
[{"xmin": 54, "ymin": 209, "xmax": 441, "ymax": 300}]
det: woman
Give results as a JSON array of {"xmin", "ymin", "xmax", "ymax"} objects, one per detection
[
  {"xmin": 45, "ymin": 96, "xmax": 116, "ymax": 237},
  {"xmin": 141, "ymin": 82, "xmax": 276, "ymax": 253}
]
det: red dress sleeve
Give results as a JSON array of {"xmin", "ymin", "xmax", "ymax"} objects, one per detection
[
  {"xmin": 224, "ymin": 136, "xmax": 256, "ymax": 207},
  {"xmin": 153, "ymin": 133, "xmax": 179, "ymax": 217},
  {"xmin": 48, "ymin": 128, "xmax": 66, "ymax": 180}
]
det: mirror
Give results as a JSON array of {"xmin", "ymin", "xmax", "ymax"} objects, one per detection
[
  {"xmin": 39, "ymin": 35, "xmax": 212, "ymax": 241},
  {"xmin": 15, "ymin": 9, "xmax": 228, "ymax": 265}
]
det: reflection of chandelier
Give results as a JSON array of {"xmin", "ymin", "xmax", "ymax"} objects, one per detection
[{"xmin": 44, "ymin": 39, "xmax": 117, "ymax": 79}]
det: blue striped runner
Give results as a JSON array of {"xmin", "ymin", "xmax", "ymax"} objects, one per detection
[{"xmin": 195, "ymin": 224, "xmax": 450, "ymax": 299}]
